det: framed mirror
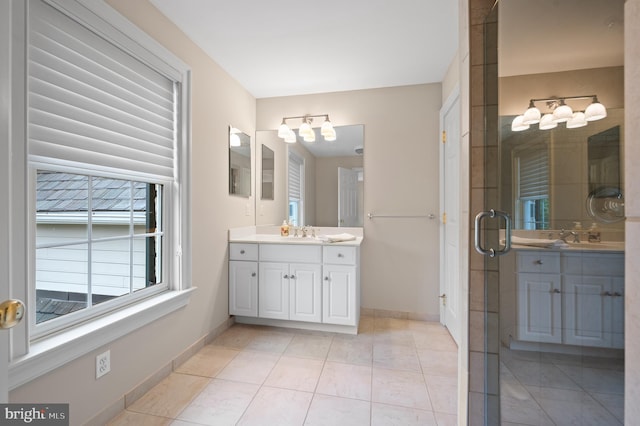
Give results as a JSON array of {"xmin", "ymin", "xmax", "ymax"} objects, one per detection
[
  {"xmin": 261, "ymin": 145, "xmax": 274, "ymax": 200},
  {"xmin": 228, "ymin": 127, "xmax": 251, "ymax": 198},
  {"xmin": 255, "ymin": 124, "xmax": 364, "ymax": 227}
]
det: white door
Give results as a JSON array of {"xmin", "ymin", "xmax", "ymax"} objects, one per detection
[
  {"xmin": 439, "ymin": 87, "xmax": 461, "ymax": 344},
  {"xmin": 338, "ymin": 167, "xmax": 359, "ymax": 227}
]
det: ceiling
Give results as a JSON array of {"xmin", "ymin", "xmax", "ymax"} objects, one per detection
[{"xmin": 149, "ymin": 0, "xmax": 459, "ymax": 99}]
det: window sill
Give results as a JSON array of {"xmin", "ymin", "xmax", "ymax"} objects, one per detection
[{"xmin": 8, "ymin": 288, "xmax": 195, "ymax": 390}]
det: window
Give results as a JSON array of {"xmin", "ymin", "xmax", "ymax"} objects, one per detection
[
  {"xmin": 4, "ymin": 0, "xmax": 191, "ymax": 385},
  {"xmin": 288, "ymin": 151, "xmax": 304, "ymax": 226},
  {"xmin": 35, "ymin": 172, "xmax": 163, "ymax": 324},
  {"xmin": 513, "ymin": 143, "xmax": 549, "ymax": 230}
]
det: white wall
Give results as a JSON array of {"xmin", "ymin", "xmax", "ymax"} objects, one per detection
[
  {"xmin": 9, "ymin": 1, "xmax": 257, "ymax": 423},
  {"xmin": 257, "ymin": 84, "xmax": 443, "ymax": 318}
]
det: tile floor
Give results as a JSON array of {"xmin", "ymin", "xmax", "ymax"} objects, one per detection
[
  {"xmin": 500, "ymin": 346, "xmax": 624, "ymax": 426},
  {"xmin": 108, "ymin": 316, "xmax": 459, "ymax": 425}
]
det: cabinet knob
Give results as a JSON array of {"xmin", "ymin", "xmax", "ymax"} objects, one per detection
[
  {"xmin": 324, "ymin": 276, "xmax": 329, "ymax": 281},
  {"xmin": 240, "ymin": 249, "xmax": 245, "ymax": 254},
  {"xmin": 251, "ymin": 272, "xmax": 256, "ymax": 277},
  {"xmin": 290, "ymin": 275, "xmax": 296, "ymax": 279},
  {"xmin": 337, "ymin": 253, "xmax": 344, "ymax": 258},
  {"xmin": 284, "ymin": 274, "xmax": 289, "ymax": 279},
  {"xmin": 535, "ymin": 260, "xmax": 544, "ymax": 265},
  {"xmin": 603, "ymin": 291, "xmax": 612, "ymax": 296},
  {"xmin": 552, "ymin": 288, "xmax": 561, "ymax": 294},
  {"xmin": 614, "ymin": 292, "xmax": 622, "ymax": 297}
]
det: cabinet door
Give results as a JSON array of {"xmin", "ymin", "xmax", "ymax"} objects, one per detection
[
  {"xmin": 322, "ymin": 265, "xmax": 357, "ymax": 326},
  {"xmin": 229, "ymin": 261, "xmax": 258, "ymax": 317},
  {"xmin": 563, "ymin": 275, "xmax": 612, "ymax": 348},
  {"xmin": 517, "ymin": 273, "xmax": 562, "ymax": 343},
  {"xmin": 289, "ymin": 263, "xmax": 322, "ymax": 323},
  {"xmin": 259, "ymin": 262, "xmax": 290, "ymax": 320},
  {"xmin": 611, "ymin": 277, "xmax": 625, "ymax": 349}
]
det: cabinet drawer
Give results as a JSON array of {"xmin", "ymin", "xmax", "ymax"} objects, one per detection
[
  {"xmin": 229, "ymin": 243, "xmax": 258, "ymax": 261},
  {"xmin": 260, "ymin": 244, "xmax": 322, "ymax": 263},
  {"xmin": 323, "ymin": 246, "xmax": 357, "ymax": 265},
  {"xmin": 562, "ymin": 253, "xmax": 624, "ymax": 276},
  {"xmin": 517, "ymin": 252, "xmax": 560, "ymax": 274}
]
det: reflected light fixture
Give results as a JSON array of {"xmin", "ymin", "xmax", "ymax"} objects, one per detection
[
  {"xmin": 277, "ymin": 114, "xmax": 335, "ymax": 144},
  {"xmin": 511, "ymin": 95, "xmax": 607, "ymax": 132},
  {"xmin": 229, "ymin": 127, "xmax": 241, "ymax": 147}
]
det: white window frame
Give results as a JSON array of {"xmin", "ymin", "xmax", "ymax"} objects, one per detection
[{"xmin": 6, "ymin": 0, "xmax": 193, "ymax": 390}]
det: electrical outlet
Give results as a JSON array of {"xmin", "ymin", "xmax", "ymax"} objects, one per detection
[{"xmin": 96, "ymin": 350, "xmax": 111, "ymax": 379}]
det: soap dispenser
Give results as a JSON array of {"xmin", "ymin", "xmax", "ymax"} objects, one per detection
[{"xmin": 280, "ymin": 220, "xmax": 290, "ymax": 237}]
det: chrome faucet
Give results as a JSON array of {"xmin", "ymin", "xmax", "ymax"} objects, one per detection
[{"xmin": 559, "ymin": 228, "xmax": 580, "ymax": 243}]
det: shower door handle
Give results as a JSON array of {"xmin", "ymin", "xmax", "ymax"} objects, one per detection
[{"xmin": 474, "ymin": 209, "xmax": 512, "ymax": 257}]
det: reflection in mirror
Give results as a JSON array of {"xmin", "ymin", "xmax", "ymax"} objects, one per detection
[
  {"xmin": 229, "ymin": 127, "xmax": 251, "ymax": 198},
  {"xmin": 500, "ymin": 109, "xmax": 624, "ymax": 230},
  {"xmin": 261, "ymin": 145, "xmax": 274, "ymax": 200},
  {"xmin": 255, "ymin": 125, "xmax": 364, "ymax": 227}
]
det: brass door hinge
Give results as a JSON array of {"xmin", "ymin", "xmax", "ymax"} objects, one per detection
[
  {"xmin": 442, "ymin": 212, "xmax": 447, "ymax": 224},
  {"xmin": 439, "ymin": 293, "xmax": 447, "ymax": 306},
  {"xmin": 442, "ymin": 130, "xmax": 447, "ymax": 143}
]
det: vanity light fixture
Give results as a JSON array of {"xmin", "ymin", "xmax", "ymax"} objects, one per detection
[
  {"xmin": 511, "ymin": 95, "xmax": 607, "ymax": 132},
  {"xmin": 277, "ymin": 114, "xmax": 335, "ymax": 143}
]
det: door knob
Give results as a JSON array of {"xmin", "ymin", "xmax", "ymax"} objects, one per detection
[{"xmin": 0, "ymin": 299, "xmax": 25, "ymax": 329}]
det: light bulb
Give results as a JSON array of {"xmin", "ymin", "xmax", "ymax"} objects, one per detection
[
  {"xmin": 299, "ymin": 121, "xmax": 313, "ymax": 138},
  {"xmin": 584, "ymin": 97, "xmax": 607, "ymax": 121},
  {"xmin": 321, "ymin": 117, "xmax": 334, "ymax": 137},
  {"xmin": 278, "ymin": 121, "xmax": 290, "ymax": 138},
  {"xmin": 566, "ymin": 112, "xmax": 587, "ymax": 129},
  {"xmin": 522, "ymin": 101, "xmax": 541, "ymax": 125},
  {"xmin": 511, "ymin": 115, "xmax": 529, "ymax": 132},
  {"xmin": 284, "ymin": 129, "xmax": 297, "ymax": 143},
  {"xmin": 552, "ymin": 100, "xmax": 573, "ymax": 123},
  {"xmin": 538, "ymin": 113, "xmax": 557, "ymax": 130}
]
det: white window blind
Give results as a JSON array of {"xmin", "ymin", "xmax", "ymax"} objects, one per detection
[
  {"xmin": 516, "ymin": 143, "xmax": 549, "ymax": 200},
  {"xmin": 288, "ymin": 151, "xmax": 303, "ymax": 201},
  {"xmin": 28, "ymin": 0, "xmax": 176, "ymax": 180}
]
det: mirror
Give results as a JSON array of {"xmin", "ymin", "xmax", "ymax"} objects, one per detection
[
  {"xmin": 498, "ymin": 0, "xmax": 624, "ymax": 232},
  {"xmin": 255, "ymin": 124, "xmax": 364, "ymax": 227},
  {"xmin": 261, "ymin": 145, "xmax": 274, "ymax": 200},
  {"xmin": 229, "ymin": 128, "xmax": 251, "ymax": 198},
  {"xmin": 500, "ymin": 109, "xmax": 624, "ymax": 230}
]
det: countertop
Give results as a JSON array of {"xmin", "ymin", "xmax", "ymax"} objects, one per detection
[
  {"xmin": 229, "ymin": 234, "xmax": 363, "ymax": 246},
  {"xmin": 510, "ymin": 241, "xmax": 624, "ymax": 253}
]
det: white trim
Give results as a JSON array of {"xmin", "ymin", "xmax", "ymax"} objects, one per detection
[
  {"xmin": 9, "ymin": 287, "xmax": 195, "ymax": 390},
  {"xmin": 234, "ymin": 316, "xmax": 358, "ymax": 335}
]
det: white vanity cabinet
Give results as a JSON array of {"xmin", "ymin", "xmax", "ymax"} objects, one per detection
[
  {"xmin": 229, "ymin": 243, "xmax": 258, "ymax": 317},
  {"xmin": 323, "ymin": 246, "xmax": 359, "ymax": 326},
  {"xmin": 513, "ymin": 249, "xmax": 624, "ymax": 349},
  {"xmin": 228, "ymin": 238, "xmax": 361, "ymax": 333}
]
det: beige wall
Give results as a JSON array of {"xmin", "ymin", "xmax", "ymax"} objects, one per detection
[
  {"xmin": 315, "ymin": 156, "xmax": 364, "ymax": 227},
  {"xmin": 257, "ymin": 85, "xmax": 443, "ymax": 317},
  {"xmin": 9, "ymin": 1, "xmax": 257, "ymax": 423}
]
